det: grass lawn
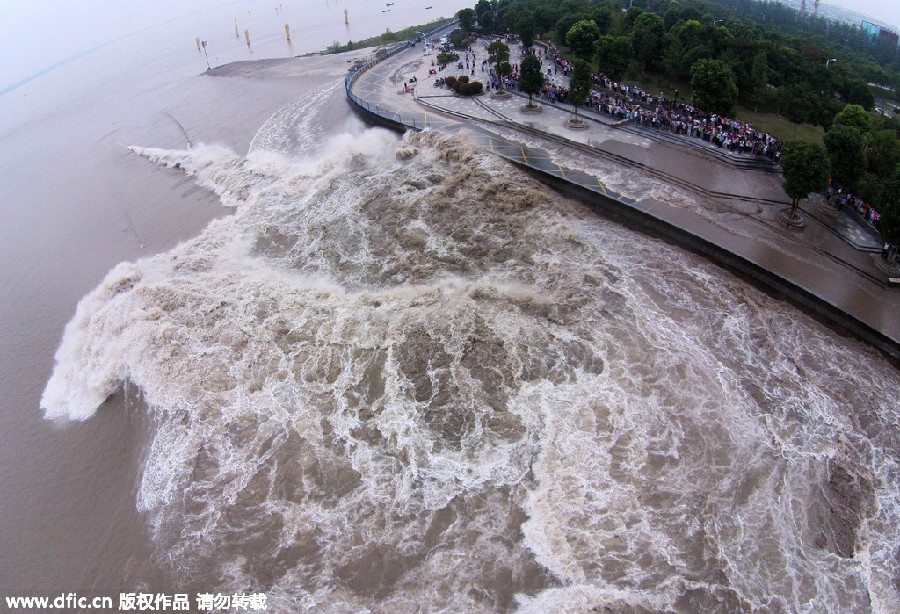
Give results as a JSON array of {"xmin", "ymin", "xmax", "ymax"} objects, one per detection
[
  {"xmin": 623, "ymin": 65, "xmax": 824, "ymax": 145},
  {"xmin": 622, "ymin": 64, "xmax": 693, "ymax": 101},
  {"xmin": 733, "ymin": 108, "xmax": 824, "ymax": 145},
  {"xmin": 552, "ymin": 53, "xmax": 825, "ymax": 146}
]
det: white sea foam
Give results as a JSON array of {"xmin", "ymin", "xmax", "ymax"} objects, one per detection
[
  {"xmin": 42, "ymin": 121, "xmax": 900, "ymax": 612},
  {"xmin": 248, "ymin": 79, "xmax": 344, "ymax": 156}
]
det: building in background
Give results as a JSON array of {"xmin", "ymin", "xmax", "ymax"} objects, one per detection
[{"xmin": 862, "ymin": 20, "xmax": 899, "ymax": 46}]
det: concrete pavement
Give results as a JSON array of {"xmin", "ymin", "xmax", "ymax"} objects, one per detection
[{"xmin": 347, "ymin": 36, "xmax": 900, "ymax": 357}]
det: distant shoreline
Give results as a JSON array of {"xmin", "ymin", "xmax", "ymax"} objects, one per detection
[{"xmin": 316, "ymin": 16, "xmax": 453, "ymax": 55}]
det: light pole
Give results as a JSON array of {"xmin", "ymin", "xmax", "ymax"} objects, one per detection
[
  {"xmin": 826, "ymin": 58, "xmax": 837, "ymax": 68},
  {"xmin": 714, "ymin": 19, "xmax": 723, "ymax": 26}
]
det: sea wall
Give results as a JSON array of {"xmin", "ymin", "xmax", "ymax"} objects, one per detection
[
  {"xmin": 511, "ymin": 162, "xmax": 900, "ymax": 365},
  {"xmin": 345, "ymin": 23, "xmax": 454, "ymax": 132},
  {"xmin": 344, "ymin": 39, "xmax": 900, "ymax": 366}
]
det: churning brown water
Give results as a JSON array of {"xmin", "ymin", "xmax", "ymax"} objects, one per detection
[
  {"xmin": 2, "ymin": 2, "xmax": 898, "ymax": 610},
  {"xmin": 41, "ymin": 114, "xmax": 900, "ymax": 611}
]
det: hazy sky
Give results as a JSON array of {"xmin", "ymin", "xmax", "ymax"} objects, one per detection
[
  {"xmin": 823, "ymin": 0, "xmax": 900, "ymax": 29},
  {"xmin": 0, "ymin": 0, "xmax": 225, "ymax": 90}
]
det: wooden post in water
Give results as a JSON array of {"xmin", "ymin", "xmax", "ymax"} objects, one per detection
[
  {"xmin": 234, "ymin": 17, "xmax": 239, "ymax": 38},
  {"xmin": 195, "ymin": 37, "xmax": 201, "ymax": 51},
  {"xmin": 285, "ymin": 24, "xmax": 291, "ymax": 42},
  {"xmin": 244, "ymin": 29, "xmax": 251, "ymax": 48},
  {"xmin": 345, "ymin": 9, "xmax": 349, "ymax": 24}
]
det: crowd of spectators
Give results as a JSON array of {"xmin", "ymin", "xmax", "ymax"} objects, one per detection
[
  {"xmin": 518, "ymin": 42, "xmax": 784, "ymax": 162},
  {"xmin": 459, "ymin": 36, "xmax": 895, "ymax": 257},
  {"xmin": 828, "ymin": 185, "xmax": 884, "ymax": 233},
  {"xmin": 462, "ymin": 37, "xmax": 895, "ymax": 256}
]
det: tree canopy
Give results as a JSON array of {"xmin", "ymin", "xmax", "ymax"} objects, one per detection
[
  {"xmin": 457, "ymin": 8, "xmax": 476, "ymax": 33},
  {"xmin": 750, "ymin": 51, "xmax": 768, "ymax": 96},
  {"xmin": 832, "ymin": 104, "xmax": 873, "ymax": 133},
  {"xmin": 780, "ymin": 140, "xmax": 831, "ymax": 220},
  {"xmin": 488, "ymin": 41, "xmax": 511, "ymax": 91},
  {"xmin": 568, "ymin": 58, "xmax": 592, "ymax": 120},
  {"xmin": 690, "ymin": 59, "xmax": 738, "ymax": 116},
  {"xmin": 631, "ymin": 12, "xmax": 665, "ymax": 72},
  {"xmin": 824, "ymin": 123, "xmax": 867, "ymax": 189},
  {"xmin": 488, "ymin": 40, "xmax": 510, "ymax": 68},
  {"xmin": 474, "ymin": 0, "xmax": 494, "ymax": 33},
  {"xmin": 566, "ymin": 20, "xmax": 600, "ymax": 62},
  {"xmin": 519, "ymin": 53, "xmax": 545, "ymax": 105},
  {"xmin": 878, "ymin": 180, "xmax": 900, "ymax": 253},
  {"xmin": 596, "ymin": 35, "xmax": 631, "ymax": 81},
  {"xmin": 448, "ymin": 28, "xmax": 469, "ymax": 50},
  {"xmin": 515, "ymin": 15, "xmax": 535, "ymax": 49}
]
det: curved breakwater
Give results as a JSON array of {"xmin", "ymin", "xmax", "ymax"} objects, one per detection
[{"xmin": 346, "ymin": 49, "xmax": 900, "ymax": 364}]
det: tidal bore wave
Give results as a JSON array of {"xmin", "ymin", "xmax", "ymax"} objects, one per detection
[{"xmin": 42, "ymin": 108, "xmax": 900, "ymax": 611}]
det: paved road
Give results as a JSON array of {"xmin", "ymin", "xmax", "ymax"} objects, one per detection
[{"xmin": 349, "ymin": 37, "xmax": 900, "ymax": 349}]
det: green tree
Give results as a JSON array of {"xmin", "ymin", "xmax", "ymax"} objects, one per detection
[
  {"xmin": 534, "ymin": 5, "xmax": 561, "ymax": 33},
  {"xmin": 596, "ymin": 35, "xmax": 631, "ymax": 81},
  {"xmin": 664, "ymin": 20, "xmax": 723, "ymax": 80},
  {"xmin": 877, "ymin": 168, "xmax": 900, "ymax": 264},
  {"xmin": 457, "ymin": 8, "xmax": 476, "ymax": 32},
  {"xmin": 437, "ymin": 51, "xmax": 457, "ymax": 66},
  {"xmin": 869, "ymin": 129, "xmax": 900, "ymax": 179},
  {"xmin": 519, "ymin": 53, "xmax": 544, "ymax": 107},
  {"xmin": 690, "ymin": 59, "xmax": 739, "ymax": 115},
  {"xmin": 779, "ymin": 83, "xmax": 821, "ymax": 125},
  {"xmin": 556, "ymin": 13, "xmax": 588, "ymax": 46},
  {"xmin": 566, "ymin": 20, "xmax": 600, "ymax": 62},
  {"xmin": 568, "ymin": 58, "xmax": 592, "ymax": 122},
  {"xmin": 840, "ymin": 78, "xmax": 875, "ymax": 110},
  {"xmin": 855, "ymin": 172, "xmax": 884, "ymax": 206},
  {"xmin": 780, "ymin": 141, "xmax": 831, "ymax": 223},
  {"xmin": 593, "ymin": 4, "xmax": 612, "ymax": 35},
  {"xmin": 750, "ymin": 51, "xmax": 768, "ymax": 95},
  {"xmin": 832, "ymin": 104, "xmax": 873, "ymax": 133},
  {"xmin": 824, "ymin": 123, "xmax": 868, "ymax": 189},
  {"xmin": 664, "ymin": 1, "xmax": 689, "ymax": 30},
  {"xmin": 488, "ymin": 41, "xmax": 511, "ymax": 91},
  {"xmin": 497, "ymin": 60, "xmax": 512, "ymax": 84},
  {"xmin": 516, "ymin": 15, "xmax": 535, "ymax": 49},
  {"xmin": 624, "ymin": 7, "xmax": 645, "ymax": 29},
  {"xmin": 631, "ymin": 12, "xmax": 665, "ymax": 72},
  {"xmin": 662, "ymin": 34, "xmax": 688, "ymax": 81},
  {"xmin": 448, "ymin": 28, "xmax": 469, "ymax": 50},
  {"xmin": 880, "ymin": 201, "xmax": 900, "ymax": 265},
  {"xmin": 474, "ymin": 0, "xmax": 495, "ymax": 33}
]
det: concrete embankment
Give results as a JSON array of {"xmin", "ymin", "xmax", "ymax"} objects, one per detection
[{"xmin": 345, "ymin": 39, "xmax": 900, "ymax": 365}]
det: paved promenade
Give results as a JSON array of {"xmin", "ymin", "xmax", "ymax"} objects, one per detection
[{"xmin": 347, "ymin": 37, "xmax": 899, "ymax": 355}]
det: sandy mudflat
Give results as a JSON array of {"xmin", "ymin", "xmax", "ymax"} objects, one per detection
[{"xmin": 206, "ymin": 48, "xmax": 378, "ymax": 80}]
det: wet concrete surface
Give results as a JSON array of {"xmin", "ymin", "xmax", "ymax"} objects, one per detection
[{"xmin": 349, "ymin": 37, "xmax": 899, "ymax": 350}]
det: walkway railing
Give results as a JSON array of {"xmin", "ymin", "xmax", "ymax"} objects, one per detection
[{"xmin": 345, "ymin": 21, "xmax": 456, "ymax": 131}]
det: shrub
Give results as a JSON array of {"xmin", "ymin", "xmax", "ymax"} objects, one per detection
[
  {"xmin": 451, "ymin": 76, "xmax": 483, "ymax": 96},
  {"xmin": 466, "ymin": 81, "xmax": 484, "ymax": 95},
  {"xmin": 448, "ymin": 28, "xmax": 470, "ymax": 50},
  {"xmin": 445, "ymin": 76, "xmax": 457, "ymax": 89},
  {"xmin": 437, "ymin": 51, "xmax": 457, "ymax": 66}
]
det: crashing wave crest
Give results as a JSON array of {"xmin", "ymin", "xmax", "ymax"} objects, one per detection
[{"xmin": 41, "ymin": 128, "xmax": 900, "ymax": 612}]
